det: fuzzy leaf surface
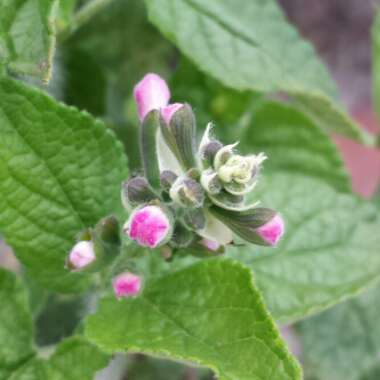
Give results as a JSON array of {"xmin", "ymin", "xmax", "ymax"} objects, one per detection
[
  {"xmin": 0, "ymin": 78, "xmax": 128, "ymax": 292},
  {"xmin": 0, "ymin": 0, "xmax": 57, "ymax": 81},
  {"xmin": 86, "ymin": 259, "xmax": 301, "ymax": 380}
]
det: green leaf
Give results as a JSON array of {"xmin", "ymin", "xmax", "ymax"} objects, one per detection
[
  {"xmin": 0, "ymin": 0, "xmax": 57, "ymax": 82},
  {"xmin": 69, "ymin": 0, "xmax": 175, "ymax": 96},
  {"xmin": 56, "ymin": 0, "xmax": 77, "ymax": 30},
  {"xmin": 0, "ymin": 269, "xmax": 34, "ymax": 378},
  {"xmin": 297, "ymin": 284, "xmax": 380, "ymax": 380},
  {"xmin": 240, "ymin": 101, "xmax": 351, "ymax": 192},
  {"xmin": 360, "ymin": 362, "xmax": 380, "ymax": 380},
  {"xmin": 144, "ymin": 0, "xmax": 367, "ymax": 142},
  {"xmin": 86, "ymin": 259, "xmax": 302, "ymax": 380},
  {"xmin": 126, "ymin": 355, "xmax": 211, "ymax": 380},
  {"xmin": 0, "ymin": 77, "xmax": 128, "ymax": 292},
  {"xmin": 372, "ymin": 9, "xmax": 380, "ymax": 121},
  {"xmin": 227, "ymin": 173, "xmax": 380, "ymax": 323},
  {"xmin": 291, "ymin": 93, "xmax": 373, "ymax": 145},
  {"xmin": 7, "ymin": 337, "xmax": 109, "ymax": 380},
  {"xmin": 144, "ymin": 0, "xmax": 334, "ymax": 95}
]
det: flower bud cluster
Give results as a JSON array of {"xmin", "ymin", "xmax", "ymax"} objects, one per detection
[
  {"xmin": 120, "ymin": 73, "xmax": 285, "ymax": 252},
  {"xmin": 199, "ymin": 125, "xmax": 267, "ymax": 202},
  {"xmin": 65, "ymin": 73, "xmax": 284, "ymax": 301}
]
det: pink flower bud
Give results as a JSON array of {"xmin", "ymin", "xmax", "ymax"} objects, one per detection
[
  {"xmin": 161, "ymin": 103, "xmax": 184, "ymax": 124},
  {"xmin": 133, "ymin": 73, "xmax": 170, "ymax": 121},
  {"xmin": 113, "ymin": 272, "xmax": 141, "ymax": 298},
  {"xmin": 256, "ymin": 214, "xmax": 285, "ymax": 246},
  {"xmin": 201, "ymin": 238, "xmax": 220, "ymax": 251},
  {"xmin": 124, "ymin": 205, "xmax": 172, "ymax": 248},
  {"xmin": 67, "ymin": 241, "xmax": 95, "ymax": 270}
]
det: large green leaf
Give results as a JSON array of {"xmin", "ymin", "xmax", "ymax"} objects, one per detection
[
  {"xmin": 7, "ymin": 337, "xmax": 109, "ymax": 380},
  {"xmin": 0, "ymin": 77, "xmax": 128, "ymax": 292},
  {"xmin": 144, "ymin": 0, "xmax": 366, "ymax": 142},
  {"xmin": 86, "ymin": 259, "xmax": 301, "ymax": 380},
  {"xmin": 227, "ymin": 173, "xmax": 380, "ymax": 323},
  {"xmin": 297, "ymin": 284, "xmax": 380, "ymax": 380},
  {"xmin": 373, "ymin": 9, "xmax": 380, "ymax": 121},
  {"xmin": 0, "ymin": 269, "xmax": 34, "ymax": 379},
  {"xmin": 0, "ymin": 0, "xmax": 57, "ymax": 82},
  {"xmin": 240, "ymin": 102, "xmax": 351, "ymax": 192}
]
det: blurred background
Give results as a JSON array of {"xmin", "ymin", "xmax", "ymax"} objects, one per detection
[{"xmin": 280, "ymin": 0, "xmax": 380, "ymax": 198}]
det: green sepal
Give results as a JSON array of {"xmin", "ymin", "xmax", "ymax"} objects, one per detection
[
  {"xmin": 140, "ymin": 110, "xmax": 162, "ymax": 190},
  {"xmin": 170, "ymin": 222, "xmax": 195, "ymax": 248},
  {"xmin": 182, "ymin": 208, "xmax": 206, "ymax": 231},
  {"xmin": 210, "ymin": 206, "xmax": 276, "ymax": 245},
  {"xmin": 208, "ymin": 190, "xmax": 245, "ymax": 211},
  {"xmin": 160, "ymin": 104, "xmax": 197, "ymax": 170},
  {"xmin": 92, "ymin": 215, "xmax": 122, "ymax": 271}
]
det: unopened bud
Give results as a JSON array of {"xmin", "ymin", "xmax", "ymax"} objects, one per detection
[
  {"xmin": 256, "ymin": 214, "xmax": 285, "ymax": 246},
  {"xmin": 169, "ymin": 177, "xmax": 205, "ymax": 208},
  {"xmin": 67, "ymin": 241, "xmax": 95, "ymax": 271},
  {"xmin": 160, "ymin": 170, "xmax": 178, "ymax": 191},
  {"xmin": 200, "ymin": 169, "xmax": 222, "ymax": 195},
  {"xmin": 210, "ymin": 206, "xmax": 284, "ymax": 246},
  {"xmin": 161, "ymin": 103, "xmax": 184, "ymax": 124},
  {"xmin": 121, "ymin": 177, "xmax": 157, "ymax": 208},
  {"xmin": 200, "ymin": 238, "xmax": 221, "ymax": 251},
  {"xmin": 213, "ymin": 143, "xmax": 239, "ymax": 170},
  {"xmin": 182, "ymin": 208, "xmax": 206, "ymax": 230},
  {"xmin": 124, "ymin": 205, "xmax": 173, "ymax": 248},
  {"xmin": 202, "ymin": 141, "xmax": 223, "ymax": 166},
  {"xmin": 217, "ymin": 153, "xmax": 266, "ymax": 195},
  {"xmin": 134, "ymin": 73, "xmax": 170, "ymax": 121},
  {"xmin": 113, "ymin": 272, "xmax": 142, "ymax": 298}
]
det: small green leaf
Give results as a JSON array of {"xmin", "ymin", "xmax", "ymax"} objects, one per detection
[
  {"xmin": 0, "ymin": 269, "xmax": 34, "ymax": 377},
  {"xmin": 240, "ymin": 101, "xmax": 351, "ymax": 192},
  {"xmin": 86, "ymin": 259, "xmax": 301, "ymax": 380},
  {"xmin": 0, "ymin": 77, "xmax": 128, "ymax": 292},
  {"xmin": 0, "ymin": 0, "xmax": 58, "ymax": 82},
  {"xmin": 228, "ymin": 173, "xmax": 380, "ymax": 323},
  {"xmin": 372, "ymin": 9, "xmax": 380, "ymax": 121},
  {"xmin": 297, "ymin": 284, "xmax": 380, "ymax": 380}
]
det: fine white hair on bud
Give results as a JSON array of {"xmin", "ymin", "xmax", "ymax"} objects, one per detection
[
  {"xmin": 67, "ymin": 241, "xmax": 95, "ymax": 271},
  {"xmin": 200, "ymin": 168, "xmax": 222, "ymax": 195},
  {"xmin": 169, "ymin": 176, "xmax": 205, "ymax": 208},
  {"xmin": 213, "ymin": 142, "xmax": 239, "ymax": 170}
]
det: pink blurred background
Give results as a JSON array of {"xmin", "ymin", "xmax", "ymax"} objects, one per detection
[{"xmin": 281, "ymin": 0, "xmax": 380, "ymax": 198}]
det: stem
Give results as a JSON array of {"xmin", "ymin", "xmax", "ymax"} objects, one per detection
[{"xmin": 58, "ymin": 0, "xmax": 115, "ymax": 42}]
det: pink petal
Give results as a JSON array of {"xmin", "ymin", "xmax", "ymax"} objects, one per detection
[
  {"xmin": 257, "ymin": 214, "xmax": 285, "ymax": 246},
  {"xmin": 133, "ymin": 73, "xmax": 170, "ymax": 121},
  {"xmin": 161, "ymin": 103, "xmax": 184, "ymax": 124}
]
